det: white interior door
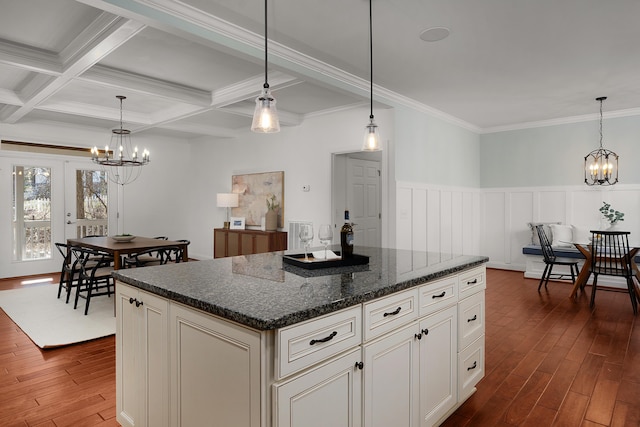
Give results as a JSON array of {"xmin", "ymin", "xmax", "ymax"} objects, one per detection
[{"xmin": 347, "ymin": 157, "xmax": 381, "ymax": 248}]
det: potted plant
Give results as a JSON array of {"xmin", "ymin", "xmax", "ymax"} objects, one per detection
[{"xmin": 599, "ymin": 202, "xmax": 624, "ymax": 229}]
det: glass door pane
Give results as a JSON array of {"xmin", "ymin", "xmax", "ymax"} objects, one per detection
[
  {"xmin": 12, "ymin": 165, "xmax": 52, "ymax": 261},
  {"xmin": 73, "ymin": 169, "xmax": 109, "ymax": 237}
]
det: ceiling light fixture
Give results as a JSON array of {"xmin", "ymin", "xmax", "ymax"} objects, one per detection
[
  {"xmin": 362, "ymin": 0, "xmax": 381, "ymax": 151},
  {"xmin": 91, "ymin": 95, "xmax": 149, "ymax": 186},
  {"xmin": 251, "ymin": 0, "xmax": 280, "ymax": 133},
  {"xmin": 584, "ymin": 96, "xmax": 618, "ymax": 186}
]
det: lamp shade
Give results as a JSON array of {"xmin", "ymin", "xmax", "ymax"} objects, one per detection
[{"xmin": 216, "ymin": 193, "xmax": 239, "ymax": 208}]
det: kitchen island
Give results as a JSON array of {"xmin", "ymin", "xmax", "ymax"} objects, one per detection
[{"xmin": 113, "ymin": 247, "xmax": 488, "ymax": 427}]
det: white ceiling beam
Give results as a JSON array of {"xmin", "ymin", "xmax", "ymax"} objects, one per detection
[
  {"xmin": 80, "ymin": 64, "xmax": 211, "ymax": 106},
  {"xmin": 0, "ymin": 38, "xmax": 61, "ymax": 75},
  {"xmin": 212, "ymin": 71, "xmax": 302, "ymax": 108},
  {"xmin": 5, "ymin": 13, "xmax": 146, "ymax": 124}
]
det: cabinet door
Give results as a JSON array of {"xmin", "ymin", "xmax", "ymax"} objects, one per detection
[
  {"xmin": 273, "ymin": 347, "xmax": 362, "ymax": 427},
  {"xmin": 363, "ymin": 321, "xmax": 420, "ymax": 427},
  {"xmin": 116, "ymin": 283, "xmax": 169, "ymax": 427},
  {"xmin": 116, "ymin": 283, "xmax": 140, "ymax": 427},
  {"xmin": 419, "ymin": 306, "xmax": 457, "ymax": 427},
  {"xmin": 254, "ymin": 234, "xmax": 270, "ymax": 253},
  {"xmin": 241, "ymin": 233, "xmax": 255, "ymax": 255},
  {"xmin": 227, "ymin": 231, "xmax": 241, "ymax": 256},
  {"xmin": 214, "ymin": 229, "xmax": 227, "ymax": 258},
  {"xmin": 170, "ymin": 303, "xmax": 262, "ymax": 427}
]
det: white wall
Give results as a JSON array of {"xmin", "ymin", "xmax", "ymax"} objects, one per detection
[{"xmin": 186, "ymin": 106, "xmax": 395, "ymax": 259}]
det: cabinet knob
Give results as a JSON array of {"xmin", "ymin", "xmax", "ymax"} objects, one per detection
[
  {"xmin": 355, "ymin": 361, "xmax": 364, "ymax": 370},
  {"xmin": 129, "ymin": 297, "xmax": 135, "ymax": 304},
  {"xmin": 135, "ymin": 300, "xmax": 144, "ymax": 307},
  {"xmin": 414, "ymin": 333, "xmax": 422, "ymax": 340},
  {"xmin": 421, "ymin": 328, "xmax": 429, "ymax": 336}
]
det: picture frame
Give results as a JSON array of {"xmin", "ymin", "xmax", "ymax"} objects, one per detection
[
  {"xmin": 230, "ymin": 217, "xmax": 246, "ymax": 230},
  {"xmin": 231, "ymin": 171, "xmax": 284, "ymax": 228}
]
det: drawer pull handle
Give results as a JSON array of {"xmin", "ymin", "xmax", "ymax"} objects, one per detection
[
  {"xmin": 467, "ymin": 314, "xmax": 477, "ymax": 323},
  {"xmin": 383, "ymin": 307, "xmax": 401, "ymax": 317},
  {"xmin": 467, "ymin": 361, "xmax": 477, "ymax": 371},
  {"xmin": 432, "ymin": 291, "xmax": 446, "ymax": 299},
  {"xmin": 310, "ymin": 331, "xmax": 337, "ymax": 345},
  {"xmin": 355, "ymin": 361, "xmax": 364, "ymax": 370},
  {"xmin": 467, "ymin": 279, "xmax": 478, "ymax": 285}
]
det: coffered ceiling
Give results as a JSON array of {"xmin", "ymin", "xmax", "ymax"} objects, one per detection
[{"xmin": 2, "ymin": 0, "xmax": 640, "ymax": 140}]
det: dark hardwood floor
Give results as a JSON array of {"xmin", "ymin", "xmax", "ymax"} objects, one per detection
[{"xmin": 1, "ymin": 269, "xmax": 639, "ymax": 426}]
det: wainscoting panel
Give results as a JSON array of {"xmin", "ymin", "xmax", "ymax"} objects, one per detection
[{"xmin": 396, "ymin": 182, "xmax": 481, "ymax": 260}]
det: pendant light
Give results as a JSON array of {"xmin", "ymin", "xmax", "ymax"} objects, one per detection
[
  {"xmin": 584, "ymin": 96, "xmax": 618, "ymax": 186},
  {"xmin": 362, "ymin": 0, "xmax": 381, "ymax": 151},
  {"xmin": 251, "ymin": 0, "xmax": 280, "ymax": 133},
  {"xmin": 91, "ymin": 95, "xmax": 149, "ymax": 186}
]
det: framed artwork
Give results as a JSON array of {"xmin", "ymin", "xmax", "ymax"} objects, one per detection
[
  {"xmin": 231, "ymin": 171, "xmax": 284, "ymax": 228},
  {"xmin": 230, "ymin": 217, "xmax": 245, "ymax": 230}
]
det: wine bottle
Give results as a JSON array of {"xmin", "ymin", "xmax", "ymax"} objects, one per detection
[{"xmin": 340, "ymin": 210, "xmax": 354, "ymax": 258}]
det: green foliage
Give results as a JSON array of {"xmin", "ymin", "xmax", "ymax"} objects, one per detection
[{"xmin": 599, "ymin": 202, "xmax": 625, "ymax": 224}]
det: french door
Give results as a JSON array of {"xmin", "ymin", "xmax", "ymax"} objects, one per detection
[{"xmin": 0, "ymin": 154, "xmax": 115, "ymax": 279}]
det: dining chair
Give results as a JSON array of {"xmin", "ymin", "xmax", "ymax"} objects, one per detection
[
  {"xmin": 122, "ymin": 236, "xmax": 168, "ymax": 267},
  {"xmin": 535, "ymin": 224, "xmax": 580, "ymax": 291},
  {"xmin": 70, "ymin": 247, "xmax": 115, "ymax": 315},
  {"xmin": 589, "ymin": 230, "xmax": 638, "ymax": 314},
  {"xmin": 55, "ymin": 243, "xmax": 80, "ymax": 303},
  {"xmin": 123, "ymin": 246, "xmax": 178, "ymax": 267}
]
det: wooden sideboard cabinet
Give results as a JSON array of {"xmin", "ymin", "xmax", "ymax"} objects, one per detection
[{"xmin": 214, "ymin": 228, "xmax": 288, "ymax": 258}]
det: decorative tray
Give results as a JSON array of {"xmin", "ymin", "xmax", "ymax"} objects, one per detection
[{"xmin": 282, "ymin": 252, "xmax": 369, "ymax": 270}]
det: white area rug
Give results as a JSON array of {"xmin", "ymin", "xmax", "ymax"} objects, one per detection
[{"xmin": 0, "ymin": 284, "xmax": 115, "ymax": 349}]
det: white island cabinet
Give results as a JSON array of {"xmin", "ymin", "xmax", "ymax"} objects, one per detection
[{"xmin": 114, "ymin": 250, "xmax": 487, "ymax": 427}]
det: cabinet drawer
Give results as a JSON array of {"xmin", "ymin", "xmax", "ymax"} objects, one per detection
[
  {"xmin": 363, "ymin": 288, "xmax": 418, "ymax": 341},
  {"xmin": 276, "ymin": 306, "xmax": 362, "ymax": 379},
  {"xmin": 458, "ymin": 335, "xmax": 484, "ymax": 401},
  {"xmin": 419, "ymin": 276, "xmax": 457, "ymax": 317},
  {"xmin": 458, "ymin": 290, "xmax": 485, "ymax": 349},
  {"xmin": 458, "ymin": 266, "xmax": 486, "ymax": 298}
]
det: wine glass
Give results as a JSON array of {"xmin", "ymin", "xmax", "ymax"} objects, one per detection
[
  {"xmin": 299, "ymin": 223, "xmax": 314, "ymax": 261},
  {"xmin": 318, "ymin": 224, "xmax": 333, "ymax": 259}
]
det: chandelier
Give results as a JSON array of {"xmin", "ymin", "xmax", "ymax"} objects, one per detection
[
  {"xmin": 584, "ymin": 96, "xmax": 618, "ymax": 186},
  {"xmin": 251, "ymin": 0, "xmax": 280, "ymax": 133},
  {"xmin": 91, "ymin": 95, "xmax": 149, "ymax": 185},
  {"xmin": 362, "ymin": 0, "xmax": 381, "ymax": 151}
]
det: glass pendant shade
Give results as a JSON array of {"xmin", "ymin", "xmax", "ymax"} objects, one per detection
[
  {"xmin": 362, "ymin": 117, "xmax": 381, "ymax": 151},
  {"xmin": 251, "ymin": 86, "xmax": 280, "ymax": 133}
]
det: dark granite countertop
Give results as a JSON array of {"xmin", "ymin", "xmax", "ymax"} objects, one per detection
[{"xmin": 112, "ymin": 246, "xmax": 488, "ymax": 331}]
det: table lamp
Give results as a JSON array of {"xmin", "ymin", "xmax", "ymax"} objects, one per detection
[{"xmin": 217, "ymin": 193, "xmax": 239, "ymax": 229}]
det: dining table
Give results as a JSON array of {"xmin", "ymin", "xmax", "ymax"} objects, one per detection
[
  {"xmin": 66, "ymin": 236, "xmax": 189, "ymax": 270},
  {"xmin": 569, "ymin": 242, "xmax": 640, "ymax": 299}
]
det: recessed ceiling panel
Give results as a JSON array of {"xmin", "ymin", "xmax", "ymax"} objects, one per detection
[
  {"xmin": 99, "ymin": 27, "xmax": 262, "ymax": 91},
  {"xmin": 0, "ymin": 0, "xmax": 101, "ymax": 52}
]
